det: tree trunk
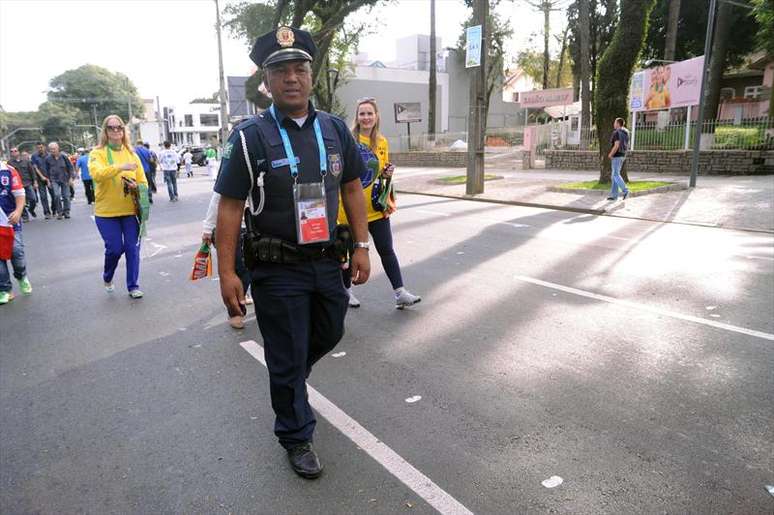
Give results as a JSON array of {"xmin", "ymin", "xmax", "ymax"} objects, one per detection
[
  {"xmin": 664, "ymin": 0, "xmax": 680, "ymax": 61},
  {"xmin": 555, "ymin": 26, "xmax": 569, "ymax": 88},
  {"xmin": 594, "ymin": 0, "xmax": 656, "ymax": 182},
  {"xmin": 543, "ymin": 2, "xmax": 551, "ymax": 89},
  {"xmin": 579, "ymin": 0, "xmax": 591, "ymax": 149},
  {"xmin": 705, "ymin": 0, "xmax": 731, "ymax": 120},
  {"xmin": 428, "ymin": 0, "xmax": 437, "ymax": 142}
]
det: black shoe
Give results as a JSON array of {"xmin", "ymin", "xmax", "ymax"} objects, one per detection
[
  {"xmin": 606, "ymin": 197, "xmax": 616, "ymax": 201},
  {"xmin": 622, "ymin": 191, "xmax": 629, "ymax": 200},
  {"xmin": 30, "ymin": 209, "xmax": 37, "ymax": 218},
  {"xmin": 286, "ymin": 442, "xmax": 323, "ymax": 479},
  {"xmin": 22, "ymin": 216, "xmax": 29, "ymax": 223},
  {"xmin": 64, "ymin": 213, "xmax": 71, "ymax": 219}
]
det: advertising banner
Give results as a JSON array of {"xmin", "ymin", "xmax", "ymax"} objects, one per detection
[
  {"xmin": 394, "ymin": 102, "xmax": 422, "ymax": 123},
  {"xmin": 629, "ymin": 56, "xmax": 705, "ymax": 112},
  {"xmin": 465, "ymin": 25, "xmax": 482, "ymax": 68},
  {"xmin": 518, "ymin": 88, "xmax": 574, "ymax": 109}
]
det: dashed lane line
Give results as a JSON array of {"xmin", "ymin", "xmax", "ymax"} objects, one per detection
[
  {"xmin": 513, "ymin": 275, "xmax": 774, "ymax": 342},
  {"xmin": 239, "ymin": 340, "xmax": 474, "ymax": 515}
]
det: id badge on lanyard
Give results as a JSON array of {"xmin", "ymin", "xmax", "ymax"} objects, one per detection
[{"xmin": 269, "ymin": 105, "xmax": 330, "ymax": 245}]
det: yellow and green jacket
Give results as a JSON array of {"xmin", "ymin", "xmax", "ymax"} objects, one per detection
[
  {"xmin": 89, "ymin": 145, "xmax": 148, "ymax": 218},
  {"xmin": 337, "ymin": 134, "xmax": 390, "ymax": 224}
]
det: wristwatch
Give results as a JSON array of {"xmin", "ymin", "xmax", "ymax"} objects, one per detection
[{"xmin": 353, "ymin": 242, "xmax": 370, "ymax": 251}]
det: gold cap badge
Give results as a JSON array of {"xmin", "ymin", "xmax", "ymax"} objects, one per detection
[{"xmin": 276, "ymin": 27, "xmax": 295, "ymax": 48}]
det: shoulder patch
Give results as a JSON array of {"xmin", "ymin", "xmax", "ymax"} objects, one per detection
[{"xmin": 222, "ymin": 142, "xmax": 234, "ymax": 159}]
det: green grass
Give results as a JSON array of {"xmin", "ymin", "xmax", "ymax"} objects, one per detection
[
  {"xmin": 557, "ymin": 180, "xmax": 673, "ymax": 191},
  {"xmin": 436, "ymin": 174, "xmax": 502, "ymax": 185}
]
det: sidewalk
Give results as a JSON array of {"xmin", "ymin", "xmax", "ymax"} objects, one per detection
[{"xmin": 393, "ymin": 166, "xmax": 774, "ymax": 233}]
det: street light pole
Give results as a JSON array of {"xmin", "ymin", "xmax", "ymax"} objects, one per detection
[
  {"xmin": 689, "ymin": 0, "xmax": 717, "ymax": 188},
  {"xmin": 215, "ymin": 0, "xmax": 230, "ymax": 145}
]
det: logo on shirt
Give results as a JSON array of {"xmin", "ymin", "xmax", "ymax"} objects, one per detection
[
  {"xmin": 329, "ymin": 154, "xmax": 342, "ymax": 177},
  {"xmin": 0, "ymin": 176, "xmax": 8, "ymax": 186},
  {"xmin": 223, "ymin": 142, "xmax": 233, "ymax": 159}
]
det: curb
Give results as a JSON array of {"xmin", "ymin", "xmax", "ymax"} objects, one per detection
[
  {"xmin": 395, "ymin": 189, "xmax": 774, "ymax": 235},
  {"xmin": 395, "ymin": 190, "xmax": 607, "ymax": 215},
  {"xmin": 547, "ymin": 183, "xmax": 687, "ymax": 197}
]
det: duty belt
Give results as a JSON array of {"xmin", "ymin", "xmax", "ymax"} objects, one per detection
[{"xmin": 245, "ymin": 234, "xmax": 336, "ymax": 266}]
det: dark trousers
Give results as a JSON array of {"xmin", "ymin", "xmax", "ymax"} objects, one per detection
[
  {"xmin": 38, "ymin": 183, "xmax": 52, "ymax": 215},
  {"xmin": 343, "ymin": 217, "xmax": 403, "ymax": 290},
  {"xmin": 251, "ymin": 258, "xmax": 348, "ymax": 449},
  {"xmin": 23, "ymin": 185, "xmax": 37, "ymax": 217},
  {"xmin": 83, "ymin": 179, "xmax": 95, "ymax": 205},
  {"xmin": 95, "ymin": 215, "xmax": 141, "ymax": 291}
]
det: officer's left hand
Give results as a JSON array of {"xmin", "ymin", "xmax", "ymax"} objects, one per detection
[{"xmin": 350, "ymin": 248, "xmax": 370, "ymax": 285}]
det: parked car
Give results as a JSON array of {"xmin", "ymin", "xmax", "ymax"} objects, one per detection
[{"xmin": 178, "ymin": 146, "xmax": 208, "ymax": 166}]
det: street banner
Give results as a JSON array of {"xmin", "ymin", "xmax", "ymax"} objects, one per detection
[
  {"xmin": 394, "ymin": 102, "xmax": 422, "ymax": 123},
  {"xmin": 630, "ymin": 56, "xmax": 705, "ymax": 112},
  {"xmin": 518, "ymin": 88, "xmax": 574, "ymax": 109},
  {"xmin": 465, "ymin": 25, "xmax": 482, "ymax": 68}
]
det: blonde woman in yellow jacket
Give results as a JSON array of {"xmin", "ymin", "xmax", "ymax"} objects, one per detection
[
  {"xmin": 89, "ymin": 115, "xmax": 148, "ymax": 298},
  {"xmin": 337, "ymin": 98, "xmax": 421, "ymax": 309}
]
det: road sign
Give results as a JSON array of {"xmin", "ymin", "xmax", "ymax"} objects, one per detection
[{"xmin": 394, "ymin": 102, "xmax": 422, "ymax": 123}]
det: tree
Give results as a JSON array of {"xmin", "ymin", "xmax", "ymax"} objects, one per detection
[
  {"xmin": 191, "ymin": 92, "xmax": 220, "ymax": 103},
  {"xmin": 578, "ymin": 0, "xmax": 591, "ymax": 142},
  {"xmin": 568, "ymin": 0, "xmax": 618, "ymax": 101},
  {"xmin": 594, "ymin": 0, "xmax": 657, "ymax": 182},
  {"xmin": 46, "ymin": 64, "xmax": 143, "ymax": 125},
  {"xmin": 525, "ymin": 0, "xmax": 565, "ymax": 89},
  {"xmin": 664, "ymin": 0, "xmax": 680, "ymax": 61},
  {"xmin": 516, "ymin": 48, "xmax": 573, "ymax": 88},
  {"xmin": 224, "ymin": 0, "xmax": 381, "ymax": 113},
  {"xmin": 752, "ymin": 0, "xmax": 774, "ymax": 56}
]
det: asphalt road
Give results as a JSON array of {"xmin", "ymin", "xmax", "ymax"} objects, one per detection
[{"xmin": 2, "ymin": 168, "xmax": 773, "ymax": 514}]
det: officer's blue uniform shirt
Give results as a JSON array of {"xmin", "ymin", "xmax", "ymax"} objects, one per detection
[{"xmin": 215, "ymin": 102, "xmax": 365, "ymax": 246}]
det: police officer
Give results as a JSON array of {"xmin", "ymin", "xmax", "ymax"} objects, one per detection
[{"xmin": 214, "ymin": 26, "xmax": 371, "ymax": 479}]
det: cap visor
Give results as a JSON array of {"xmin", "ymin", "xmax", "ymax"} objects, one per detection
[{"xmin": 262, "ymin": 48, "xmax": 313, "ymax": 68}]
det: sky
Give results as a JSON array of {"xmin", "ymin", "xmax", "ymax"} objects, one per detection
[{"xmin": 0, "ymin": 0, "xmax": 566, "ymax": 113}]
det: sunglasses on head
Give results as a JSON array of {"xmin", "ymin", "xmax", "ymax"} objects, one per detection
[
  {"xmin": 107, "ymin": 125, "xmax": 124, "ymax": 132},
  {"xmin": 357, "ymin": 96, "xmax": 376, "ymax": 103}
]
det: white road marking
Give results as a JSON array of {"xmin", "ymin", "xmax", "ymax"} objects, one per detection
[
  {"xmin": 331, "ymin": 352, "xmax": 346, "ymax": 358},
  {"xmin": 239, "ymin": 340, "xmax": 473, "ymax": 515},
  {"xmin": 742, "ymin": 255, "xmax": 774, "ymax": 262},
  {"xmin": 514, "ymin": 275, "xmax": 774, "ymax": 342},
  {"xmin": 541, "ymin": 476, "xmax": 563, "ymax": 488},
  {"xmin": 405, "ymin": 395, "xmax": 422, "ymax": 403},
  {"xmin": 415, "ymin": 209, "xmax": 451, "ymax": 217}
]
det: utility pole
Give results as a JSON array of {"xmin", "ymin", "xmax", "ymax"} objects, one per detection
[
  {"xmin": 689, "ymin": 0, "xmax": 716, "ymax": 187},
  {"xmin": 215, "ymin": 0, "xmax": 230, "ymax": 145},
  {"xmin": 428, "ymin": 0, "xmax": 437, "ymax": 143},
  {"xmin": 466, "ymin": 0, "xmax": 487, "ymax": 195},
  {"xmin": 156, "ymin": 96, "xmax": 165, "ymax": 146}
]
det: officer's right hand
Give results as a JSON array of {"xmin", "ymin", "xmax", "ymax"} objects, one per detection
[{"xmin": 220, "ymin": 272, "xmax": 246, "ymax": 316}]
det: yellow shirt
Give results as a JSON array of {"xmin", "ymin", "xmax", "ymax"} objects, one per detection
[
  {"xmin": 89, "ymin": 145, "xmax": 148, "ymax": 217},
  {"xmin": 337, "ymin": 134, "xmax": 389, "ymax": 224}
]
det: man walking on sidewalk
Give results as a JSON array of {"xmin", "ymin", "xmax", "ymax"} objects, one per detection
[
  {"xmin": 75, "ymin": 149, "xmax": 94, "ymax": 205},
  {"xmin": 607, "ymin": 117, "xmax": 630, "ymax": 201},
  {"xmin": 158, "ymin": 141, "xmax": 180, "ymax": 201},
  {"xmin": 44, "ymin": 142, "xmax": 74, "ymax": 219},
  {"xmin": 31, "ymin": 143, "xmax": 53, "ymax": 219},
  {"xmin": 8, "ymin": 148, "xmax": 38, "ymax": 221}
]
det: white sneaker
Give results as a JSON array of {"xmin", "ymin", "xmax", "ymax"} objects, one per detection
[
  {"xmin": 104, "ymin": 282, "xmax": 115, "ymax": 293},
  {"xmin": 347, "ymin": 288, "xmax": 361, "ymax": 308},
  {"xmin": 395, "ymin": 289, "xmax": 421, "ymax": 309},
  {"xmin": 129, "ymin": 289, "xmax": 144, "ymax": 299},
  {"xmin": 245, "ymin": 293, "xmax": 253, "ymax": 305}
]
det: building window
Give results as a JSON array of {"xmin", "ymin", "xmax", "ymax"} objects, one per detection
[
  {"xmin": 200, "ymin": 114, "xmax": 219, "ymax": 127},
  {"xmin": 720, "ymin": 87, "xmax": 735, "ymax": 100},
  {"xmin": 512, "ymin": 92, "xmax": 520, "ymax": 103},
  {"xmin": 744, "ymin": 85, "xmax": 763, "ymax": 99},
  {"xmin": 184, "ymin": 114, "xmax": 193, "ymax": 127}
]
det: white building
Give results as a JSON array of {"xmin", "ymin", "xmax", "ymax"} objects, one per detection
[{"xmin": 165, "ymin": 103, "xmax": 222, "ymax": 147}]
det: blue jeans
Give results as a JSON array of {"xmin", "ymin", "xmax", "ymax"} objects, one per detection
[
  {"xmin": 51, "ymin": 180, "xmax": 71, "ymax": 215},
  {"xmin": 0, "ymin": 229, "xmax": 26, "ymax": 292},
  {"xmin": 610, "ymin": 157, "xmax": 629, "ymax": 199},
  {"xmin": 163, "ymin": 170, "xmax": 178, "ymax": 200},
  {"xmin": 95, "ymin": 215, "xmax": 141, "ymax": 291}
]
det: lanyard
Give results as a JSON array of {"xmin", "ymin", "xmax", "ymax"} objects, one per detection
[{"xmin": 269, "ymin": 104, "xmax": 327, "ymax": 181}]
